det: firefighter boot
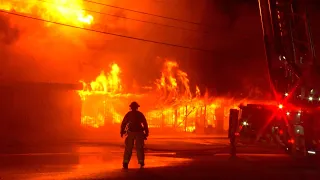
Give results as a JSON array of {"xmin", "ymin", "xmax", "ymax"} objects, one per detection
[
  {"xmin": 122, "ymin": 163, "xmax": 128, "ymax": 169},
  {"xmin": 139, "ymin": 162, "xmax": 145, "ymax": 168}
]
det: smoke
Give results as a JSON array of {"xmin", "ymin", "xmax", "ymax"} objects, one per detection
[
  {"xmin": 0, "ymin": 1, "xmax": 157, "ymax": 83},
  {"xmin": 0, "ymin": 16, "xmax": 85, "ymax": 82},
  {"xmin": 0, "ymin": 1, "xmax": 208, "ymax": 85},
  {"xmin": 0, "ymin": 14, "xmax": 19, "ymax": 44},
  {"xmin": 0, "ymin": 14, "xmax": 19, "ymax": 80},
  {"xmin": 0, "ymin": 0, "xmax": 270, "ymax": 96}
]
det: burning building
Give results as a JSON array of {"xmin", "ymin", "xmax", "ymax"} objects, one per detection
[
  {"xmin": 78, "ymin": 60, "xmax": 234, "ymax": 133},
  {"xmin": 0, "ymin": 1, "xmax": 241, "ymax": 140}
]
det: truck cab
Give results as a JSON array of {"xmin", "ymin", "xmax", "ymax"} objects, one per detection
[
  {"xmin": 237, "ymin": 104, "xmax": 289, "ymax": 147},
  {"xmin": 230, "ymin": 103, "xmax": 320, "ymax": 158}
]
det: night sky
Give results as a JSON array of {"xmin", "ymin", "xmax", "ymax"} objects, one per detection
[{"xmin": 192, "ymin": 0, "xmax": 320, "ymax": 96}]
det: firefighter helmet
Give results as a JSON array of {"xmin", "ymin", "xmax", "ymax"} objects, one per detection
[{"xmin": 129, "ymin": 101, "xmax": 140, "ymax": 109}]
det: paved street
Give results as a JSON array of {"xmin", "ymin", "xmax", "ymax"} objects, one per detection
[
  {"xmin": 0, "ymin": 137, "xmax": 228, "ymax": 179},
  {"xmin": 0, "ymin": 137, "xmax": 319, "ymax": 180}
]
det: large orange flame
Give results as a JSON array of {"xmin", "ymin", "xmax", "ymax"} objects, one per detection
[
  {"xmin": 78, "ymin": 63, "xmax": 122, "ymax": 100},
  {"xmin": 0, "ymin": 0, "xmax": 93, "ymax": 26},
  {"xmin": 155, "ymin": 60, "xmax": 192, "ymax": 100},
  {"xmin": 78, "ymin": 60, "xmax": 237, "ymax": 132}
]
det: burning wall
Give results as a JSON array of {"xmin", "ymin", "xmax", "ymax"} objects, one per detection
[{"xmin": 78, "ymin": 59, "xmax": 235, "ymax": 132}]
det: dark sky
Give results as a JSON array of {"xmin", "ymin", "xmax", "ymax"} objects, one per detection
[{"xmin": 191, "ymin": 0, "xmax": 320, "ymax": 95}]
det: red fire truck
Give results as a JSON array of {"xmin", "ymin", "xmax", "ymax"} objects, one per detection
[
  {"xmin": 229, "ymin": 0, "xmax": 320, "ymax": 158},
  {"xmin": 231, "ymin": 103, "xmax": 320, "ymax": 157}
]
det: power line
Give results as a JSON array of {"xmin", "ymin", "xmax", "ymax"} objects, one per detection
[
  {"xmin": 0, "ymin": 10, "xmax": 213, "ymax": 53},
  {"xmin": 34, "ymin": 0, "xmax": 209, "ymax": 34},
  {"xmin": 83, "ymin": 0, "xmax": 210, "ymax": 27}
]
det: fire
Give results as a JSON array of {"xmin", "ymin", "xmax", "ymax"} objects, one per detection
[
  {"xmin": 78, "ymin": 63, "xmax": 132, "ymax": 128},
  {"xmin": 196, "ymin": 86, "xmax": 200, "ymax": 97},
  {"xmin": 78, "ymin": 63, "xmax": 122, "ymax": 100},
  {"xmin": 155, "ymin": 60, "xmax": 193, "ymax": 101},
  {"xmin": 78, "ymin": 60, "xmax": 238, "ymax": 132},
  {"xmin": 0, "ymin": 0, "xmax": 93, "ymax": 26},
  {"xmin": 90, "ymin": 63, "xmax": 122, "ymax": 93}
]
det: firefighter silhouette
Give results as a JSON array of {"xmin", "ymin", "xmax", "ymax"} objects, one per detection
[{"xmin": 120, "ymin": 101, "xmax": 149, "ymax": 169}]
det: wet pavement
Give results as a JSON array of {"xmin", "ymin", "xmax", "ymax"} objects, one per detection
[
  {"xmin": 0, "ymin": 145, "xmax": 192, "ymax": 179},
  {"xmin": 1, "ymin": 137, "xmax": 319, "ymax": 180},
  {"xmin": 0, "ymin": 137, "xmax": 228, "ymax": 180}
]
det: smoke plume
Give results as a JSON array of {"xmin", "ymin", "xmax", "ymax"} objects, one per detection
[{"xmin": 0, "ymin": 14, "xmax": 19, "ymax": 44}]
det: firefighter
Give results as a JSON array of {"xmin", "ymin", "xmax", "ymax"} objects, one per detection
[
  {"xmin": 120, "ymin": 101, "xmax": 149, "ymax": 169},
  {"xmin": 229, "ymin": 109, "xmax": 238, "ymax": 157}
]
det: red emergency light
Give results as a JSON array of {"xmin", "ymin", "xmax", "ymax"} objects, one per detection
[
  {"xmin": 278, "ymin": 104, "xmax": 283, "ymax": 109},
  {"xmin": 288, "ymin": 139, "xmax": 295, "ymax": 144}
]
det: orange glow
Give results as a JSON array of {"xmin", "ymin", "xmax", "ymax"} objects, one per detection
[
  {"xmin": 155, "ymin": 60, "xmax": 192, "ymax": 98},
  {"xmin": 0, "ymin": 0, "xmax": 94, "ymax": 26},
  {"xmin": 79, "ymin": 63, "xmax": 122, "ymax": 99},
  {"xmin": 78, "ymin": 63, "xmax": 125, "ymax": 128},
  {"xmin": 22, "ymin": 146, "xmax": 191, "ymax": 179},
  {"xmin": 77, "ymin": 60, "xmax": 242, "ymax": 132},
  {"xmin": 278, "ymin": 104, "xmax": 283, "ymax": 109}
]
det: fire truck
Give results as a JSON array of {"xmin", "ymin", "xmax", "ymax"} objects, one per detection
[{"xmin": 229, "ymin": 0, "xmax": 320, "ymax": 158}]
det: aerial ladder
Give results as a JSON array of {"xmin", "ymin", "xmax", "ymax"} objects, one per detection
[
  {"xmin": 229, "ymin": 0, "xmax": 320, "ymax": 157},
  {"xmin": 259, "ymin": 0, "xmax": 319, "ymax": 102},
  {"xmin": 258, "ymin": 0, "xmax": 320, "ymax": 156}
]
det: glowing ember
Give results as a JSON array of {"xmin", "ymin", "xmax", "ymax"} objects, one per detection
[{"xmin": 0, "ymin": 0, "xmax": 93, "ymax": 26}]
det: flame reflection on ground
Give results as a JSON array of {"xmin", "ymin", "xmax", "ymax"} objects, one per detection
[{"xmin": 1, "ymin": 146, "xmax": 192, "ymax": 180}]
